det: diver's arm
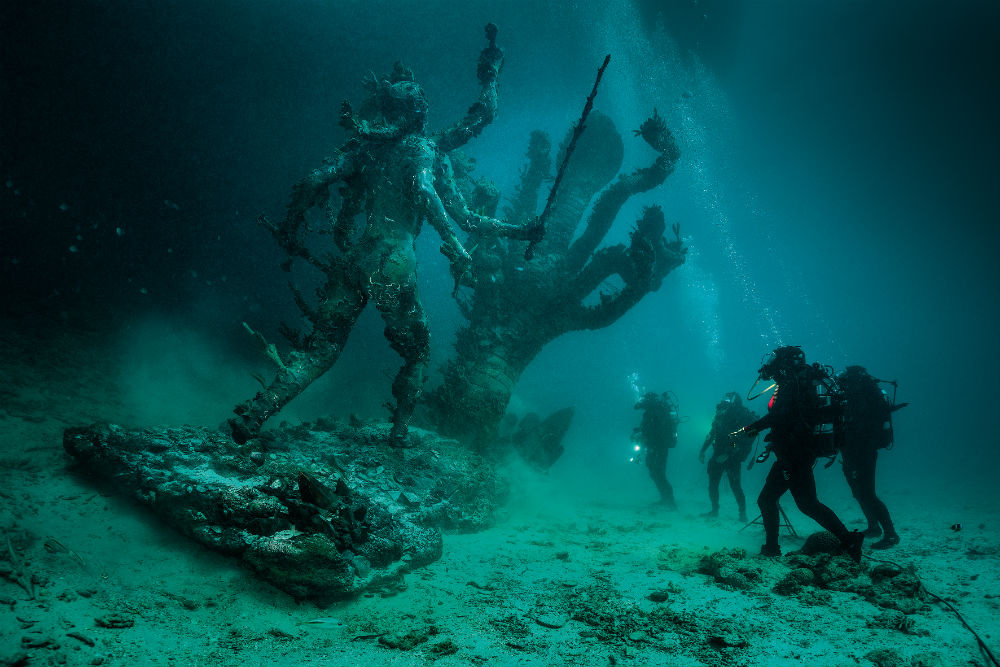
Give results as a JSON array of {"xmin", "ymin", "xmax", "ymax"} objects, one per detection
[
  {"xmin": 743, "ymin": 413, "xmax": 774, "ymax": 437},
  {"xmin": 700, "ymin": 426, "xmax": 715, "ymax": 456}
]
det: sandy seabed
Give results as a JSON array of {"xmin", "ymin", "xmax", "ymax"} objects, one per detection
[{"xmin": 1, "ymin": 321, "xmax": 997, "ymax": 667}]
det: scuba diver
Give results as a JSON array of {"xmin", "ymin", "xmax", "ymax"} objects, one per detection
[
  {"xmin": 837, "ymin": 365, "xmax": 906, "ymax": 549},
  {"xmin": 737, "ymin": 346, "xmax": 864, "ymax": 561},
  {"xmin": 699, "ymin": 392, "xmax": 757, "ymax": 521},
  {"xmin": 633, "ymin": 392, "xmax": 679, "ymax": 508}
]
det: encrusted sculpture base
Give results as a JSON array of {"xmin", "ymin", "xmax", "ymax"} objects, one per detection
[{"xmin": 63, "ymin": 420, "xmax": 503, "ymax": 604}]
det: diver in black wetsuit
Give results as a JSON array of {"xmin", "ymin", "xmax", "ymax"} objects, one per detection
[
  {"xmin": 633, "ymin": 392, "xmax": 679, "ymax": 508},
  {"xmin": 838, "ymin": 365, "xmax": 903, "ymax": 550},
  {"xmin": 738, "ymin": 346, "xmax": 863, "ymax": 561},
  {"xmin": 699, "ymin": 392, "xmax": 756, "ymax": 521}
]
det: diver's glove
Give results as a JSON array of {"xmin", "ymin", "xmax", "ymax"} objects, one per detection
[{"xmin": 730, "ymin": 426, "xmax": 755, "ymax": 441}]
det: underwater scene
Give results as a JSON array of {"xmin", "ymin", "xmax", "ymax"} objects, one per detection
[{"xmin": 2, "ymin": 1, "xmax": 999, "ymax": 665}]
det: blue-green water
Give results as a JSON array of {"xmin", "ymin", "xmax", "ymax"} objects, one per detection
[{"xmin": 2, "ymin": 1, "xmax": 998, "ymax": 665}]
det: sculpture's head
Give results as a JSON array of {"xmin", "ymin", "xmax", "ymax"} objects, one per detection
[
  {"xmin": 363, "ymin": 62, "xmax": 429, "ymax": 135},
  {"xmin": 379, "ymin": 79, "xmax": 428, "ymax": 132}
]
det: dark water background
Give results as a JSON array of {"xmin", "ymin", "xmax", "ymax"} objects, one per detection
[{"xmin": 3, "ymin": 1, "xmax": 999, "ymax": 501}]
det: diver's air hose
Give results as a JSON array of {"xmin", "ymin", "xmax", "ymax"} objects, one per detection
[{"xmin": 863, "ymin": 553, "xmax": 998, "ymax": 667}]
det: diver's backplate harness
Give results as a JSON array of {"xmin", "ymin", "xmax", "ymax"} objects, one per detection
[
  {"xmin": 739, "ymin": 347, "xmax": 845, "ymax": 468},
  {"xmin": 630, "ymin": 391, "xmax": 680, "ymax": 464},
  {"xmin": 877, "ymin": 378, "xmax": 908, "ymax": 450},
  {"xmin": 839, "ymin": 367, "xmax": 909, "ymax": 451}
]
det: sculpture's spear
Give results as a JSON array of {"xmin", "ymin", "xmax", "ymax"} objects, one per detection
[{"xmin": 525, "ymin": 54, "xmax": 612, "ymax": 260}]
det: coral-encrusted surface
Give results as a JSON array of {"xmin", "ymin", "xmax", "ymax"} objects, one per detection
[{"xmin": 63, "ymin": 420, "xmax": 502, "ymax": 603}]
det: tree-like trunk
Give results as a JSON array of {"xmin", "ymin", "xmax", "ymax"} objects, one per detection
[
  {"xmin": 425, "ymin": 323, "xmax": 543, "ymax": 449},
  {"xmin": 425, "ymin": 110, "xmax": 686, "ymax": 456}
]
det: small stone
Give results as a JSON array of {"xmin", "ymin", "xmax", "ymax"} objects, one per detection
[
  {"xmin": 21, "ymin": 635, "xmax": 58, "ymax": 649},
  {"xmin": 628, "ymin": 630, "xmax": 647, "ymax": 642},
  {"xmin": 397, "ymin": 491, "xmax": 421, "ymax": 507},
  {"xmin": 378, "ymin": 630, "xmax": 429, "ymax": 650},
  {"xmin": 95, "ymin": 613, "xmax": 134, "ymax": 629},
  {"xmin": 534, "ymin": 613, "xmax": 568, "ymax": 629},
  {"xmin": 66, "ymin": 631, "xmax": 96, "ymax": 647},
  {"xmin": 648, "ymin": 590, "xmax": 669, "ymax": 602},
  {"xmin": 3, "ymin": 652, "xmax": 29, "ymax": 667},
  {"xmin": 428, "ymin": 639, "xmax": 458, "ymax": 656},
  {"xmin": 555, "ymin": 551, "xmax": 569, "ymax": 561}
]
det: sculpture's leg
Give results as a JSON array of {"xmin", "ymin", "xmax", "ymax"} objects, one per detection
[
  {"xmin": 229, "ymin": 268, "xmax": 366, "ymax": 444},
  {"xmin": 376, "ymin": 282, "xmax": 430, "ymax": 445}
]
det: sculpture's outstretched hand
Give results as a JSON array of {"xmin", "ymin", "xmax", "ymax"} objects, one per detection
[
  {"xmin": 520, "ymin": 217, "xmax": 545, "ymax": 243},
  {"xmin": 478, "ymin": 23, "xmax": 503, "ymax": 85},
  {"xmin": 441, "ymin": 239, "xmax": 476, "ymax": 294}
]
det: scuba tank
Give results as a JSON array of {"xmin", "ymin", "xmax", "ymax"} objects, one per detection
[
  {"xmin": 880, "ymin": 387, "xmax": 893, "ymax": 449},
  {"xmin": 875, "ymin": 380, "xmax": 908, "ymax": 450},
  {"xmin": 808, "ymin": 364, "xmax": 844, "ymax": 463}
]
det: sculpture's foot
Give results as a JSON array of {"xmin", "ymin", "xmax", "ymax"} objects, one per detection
[
  {"xmin": 389, "ymin": 421, "xmax": 411, "ymax": 448},
  {"xmin": 229, "ymin": 392, "xmax": 283, "ymax": 445},
  {"xmin": 228, "ymin": 415, "xmax": 259, "ymax": 445}
]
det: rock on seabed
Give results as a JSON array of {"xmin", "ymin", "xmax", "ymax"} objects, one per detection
[{"xmin": 63, "ymin": 420, "xmax": 503, "ymax": 603}]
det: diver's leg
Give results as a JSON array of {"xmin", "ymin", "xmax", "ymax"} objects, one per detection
[
  {"xmin": 706, "ymin": 457, "xmax": 722, "ymax": 516},
  {"xmin": 660, "ymin": 449, "xmax": 675, "ymax": 507},
  {"xmin": 727, "ymin": 459, "xmax": 747, "ymax": 521},
  {"xmin": 645, "ymin": 447, "xmax": 663, "ymax": 497},
  {"xmin": 229, "ymin": 268, "xmax": 365, "ymax": 444},
  {"xmin": 844, "ymin": 451, "xmax": 880, "ymax": 536},
  {"xmin": 788, "ymin": 459, "xmax": 849, "ymax": 538},
  {"xmin": 377, "ymin": 283, "xmax": 430, "ymax": 445},
  {"xmin": 645, "ymin": 445, "xmax": 674, "ymax": 507},
  {"xmin": 867, "ymin": 450, "xmax": 899, "ymax": 548},
  {"xmin": 758, "ymin": 462, "xmax": 789, "ymax": 554},
  {"xmin": 788, "ymin": 457, "xmax": 863, "ymax": 560}
]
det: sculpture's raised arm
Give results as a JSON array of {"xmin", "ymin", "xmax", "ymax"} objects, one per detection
[
  {"xmin": 434, "ymin": 23, "xmax": 504, "ymax": 153},
  {"xmin": 259, "ymin": 149, "xmax": 354, "ymax": 267},
  {"xmin": 433, "ymin": 164, "xmax": 543, "ymax": 241}
]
